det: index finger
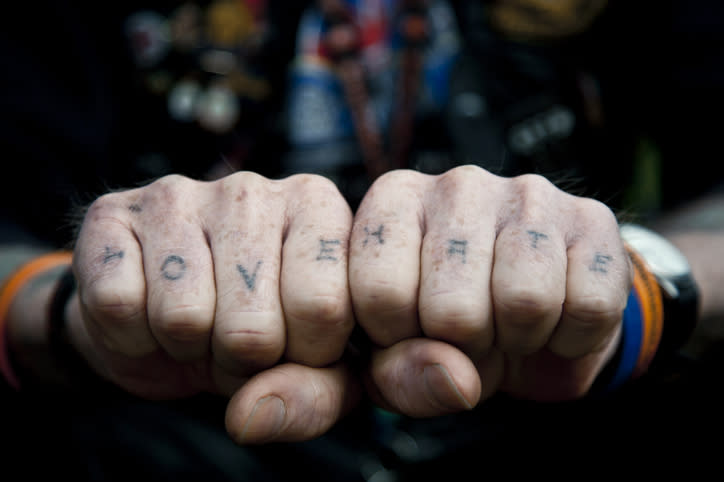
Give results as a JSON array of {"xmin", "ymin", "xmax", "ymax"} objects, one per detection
[
  {"xmin": 280, "ymin": 175, "xmax": 355, "ymax": 366},
  {"xmin": 349, "ymin": 170, "xmax": 430, "ymax": 347}
]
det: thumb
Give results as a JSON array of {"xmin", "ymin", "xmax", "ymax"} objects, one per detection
[
  {"xmin": 225, "ymin": 362, "xmax": 360, "ymax": 444},
  {"xmin": 366, "ymin": 338, "xmax": 483, "ymax": 417}
]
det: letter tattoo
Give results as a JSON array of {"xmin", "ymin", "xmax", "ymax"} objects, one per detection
[
  {"xmin": 447, "ymin": 239, "xmax": 468, "ymax": 264},
  {"xmin": 590, "ymin": 253, "xmax": 613, "ymax": 273},
  {"xmin": 161, "ymin": 255, "xmax": 186, "ymax": 281},
  {"xmin": 103, "ymin": 246, "xmax": 124, "ymax": 264},
  {"xmin": 527, "ymin": 230, "xmax": 549, "ymax": 248},
  {"xmin": 363, "ymin": 225, "xmax": 385, "ymax": 246},
  {"xmin": 317, "ymin": 239, "xmax": 341, "ymax": 261},
  {"xmin": 237, "ymin": 260, "xmax": 263, "ymax": 291}
]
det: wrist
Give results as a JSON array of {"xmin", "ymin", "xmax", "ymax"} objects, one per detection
[
  {"xmin": 592, "ymin": 223, "xmax": 700, "ymax": 394},
  {"xmin": 1, "ymin": 251, "xmax": 74, "ymax": 389}
]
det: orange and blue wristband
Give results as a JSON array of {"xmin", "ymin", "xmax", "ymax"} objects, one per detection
[{"xmin": 600, "ymin": 244, "xmax": 664, "ymax": 393}]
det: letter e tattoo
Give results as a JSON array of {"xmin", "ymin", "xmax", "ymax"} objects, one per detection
[
  {"xmin": 317, "ymin": 239, "xmax": 341, "ymax": 261},
  {"xmin": 590, "ymin": 253, "xmax": 613, "ymax": 273}
]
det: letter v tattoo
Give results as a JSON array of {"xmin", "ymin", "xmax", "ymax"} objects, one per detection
[{"xmin": 237, "ymin": 260, "xmax": 263, "ymax": 291}]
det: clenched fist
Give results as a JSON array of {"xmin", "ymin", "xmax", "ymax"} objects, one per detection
[
  {"xmin": 71, "ymin": 172, "xmax": 359, "ymax": 443},
  {"xmin": 349, "ymin": 166, "xmax": 632, "ymax": 416}
]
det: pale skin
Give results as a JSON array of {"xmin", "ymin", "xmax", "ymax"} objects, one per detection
[{"xmin": 5, "ymin": 165, "xmax": 724, "ymax": 444}]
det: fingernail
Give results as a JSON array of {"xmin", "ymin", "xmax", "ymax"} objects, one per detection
[
  {"xmin": 423, "ymin": 364, "xmax": 473, "ymax": 411},
  {"xmin": 239, "ymin": 395, "xmax": 286, "ymax": 444}
]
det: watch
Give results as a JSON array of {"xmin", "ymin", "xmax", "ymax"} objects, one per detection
[{"xmin": 619, "ymin": 223, "xmax": 700, "ymax": 358}]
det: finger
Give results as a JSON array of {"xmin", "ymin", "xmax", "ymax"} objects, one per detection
[
  {"xmin": 548, "ymin": 198, "xmax": 631, "ymax": 358},
  {"xmin": 418, "ymin": 166, "xmax": 498, "ymax": 358},
  {"xmin": 280, "ymin": 175, "xmax": 355, "ymax": 366},
  {"xmin": 73, "ymin": 191, "xmax": 157, "ymax": 357},
  {"xmin": 366, "ymin": 338, "xmax": 483, "ymax": 417},
  {"xmin": 492, "ymin": 175, "xmax": 568, "ymax": 355},
  {"xmin": 225, "ymin": 362, "xmax": 361, "ymax": 444},
  {"xmin": 134, "ymin": 177, "xmax": 216, "ymax": 362},
  {"xmin": 208, "ymin": 172, "xmax": 286, "ymax": 376},
  {"xmin": 349, "ymin": 170, "xmax": 428, "ymax": 347}
]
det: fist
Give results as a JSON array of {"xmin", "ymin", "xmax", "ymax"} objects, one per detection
[
  {"xmin": 349, "ymin": 166, "xmax": 632, "ymax": 416},
  {"xmin": 72, "ymin": 172, "xmax": 358, "ymax": 442}
]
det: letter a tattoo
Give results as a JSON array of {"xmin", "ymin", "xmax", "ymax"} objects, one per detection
[{"xmin": 447, "ymin": 239, "xmax": 468, "ymax": 264}]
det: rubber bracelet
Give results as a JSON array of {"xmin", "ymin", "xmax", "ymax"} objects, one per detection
[
  {"xmin": 0, "ymin": 251, "xmax": 73, "ymax": 390},
  {"xmin": 605, "ymin": 288, "xmax": 644, "ymax": 393},
  {"xmin": 627, "ymin": 244, "xmax": 664, "ymax": 378},
  {"xmin": 600, "ymin": 244, "xmax": 664, "ymax": 393}
]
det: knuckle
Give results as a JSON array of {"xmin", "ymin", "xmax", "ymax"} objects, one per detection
[
  {"xmin": 575, "ymin": 196, "xmax": 618, "ymax": 226},
  {"xmin": 432, "ymin": 165, "xmax": 498, "ymax": 199},
  {"xmin": 285, "ymin": 293, "xmax": 351, "ymax": 331},
  {"xmin": 565, "ymin": 293, "xmax": 625, "ymax": 329},
  {"xmin": 370, "ymin": 168, "xmax": 428, "ymax": 192},
  {"xmin": 84, "ymin": 283, "xmax": 145, "ymax": 326},
  {"xmin": 216, "ymin": 170, "xmax": 270, "ymax": 200},
  {"xmin": 352, "ymin": 277, "xmax": 417, "ymax": 318},
  {"xmin": 496, "ymin": 285, "xmax": 562, "ymax": 325},
  {"xmin": 511, "ymin": 173, "xmax": 557, "ymax": 194},
  {"xmin": 437, "ymin": 164, "xmax": 490, "ymax": 186},
  {"xmin": 216, "ymin": 318, "xmax": 284, "ymax": 365},
  {"xmin": 82, "ymin": 192, "xmax": 128, "ymax": 225},
  {"xmin": 420, "ymin": 297, "xmax": 486, "ymax": 342},
  {"xmin": 154, "ymin": 305, "xmax": 212, "ymax": 342},
  {"xmin": 225, "ymin": 169, "xmax": 268, "ymax": 187},
  {"xmin": 148, "ymin": 174, "xmax": 194, "ymax": 196},
  {"xmin": 286, "ymin": 172, "xmax": 339, "ymax": 193},
  {"xmin": 139, "ymin": 174, "xmax": 198, "ymax": 212}
]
